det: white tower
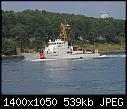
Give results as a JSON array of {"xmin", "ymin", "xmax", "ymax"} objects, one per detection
[{"xmin": 100, "ymin": 12, "xmax": 109, "ymax": 18}]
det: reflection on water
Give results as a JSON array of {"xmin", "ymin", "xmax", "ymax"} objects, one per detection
[{"xmin": 2, "ymin": 54, "xmax": 125, "ymax": 95}]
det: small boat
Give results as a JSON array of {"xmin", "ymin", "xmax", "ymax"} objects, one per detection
[{"xmin": 22, "ymin": 21, "xmax": 100, "ymax": 60}]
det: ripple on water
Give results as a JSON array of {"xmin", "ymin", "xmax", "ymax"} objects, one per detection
[{"xmin": 1, "ymin": 55, "xmax": 125, "ymax": 94}]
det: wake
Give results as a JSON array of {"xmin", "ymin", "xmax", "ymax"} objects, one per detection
[{"xmin": 99, "ymin": 54, "xmax": 126, "ymax": 58}]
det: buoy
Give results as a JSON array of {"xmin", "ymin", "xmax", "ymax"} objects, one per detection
[{"xmin": 40, "ymin": 53, "xmax": 44, "ymax": 59}]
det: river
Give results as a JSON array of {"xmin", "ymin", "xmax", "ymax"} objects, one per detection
[{"xmin": 1, "ymin": 53, "xmax": 126, "ymax": 95}]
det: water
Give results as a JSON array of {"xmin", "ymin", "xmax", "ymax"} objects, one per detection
[{"xmin": 2, "ymin": 53, "xmax": 126, "ymax": 95}]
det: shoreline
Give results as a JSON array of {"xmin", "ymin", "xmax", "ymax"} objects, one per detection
[
  {"xmin": 99, "ymin": 49, "xmax": 125, "ymax": 53},
  {"xmin": 1, "ymin": 55, "xmax": 24, "ymax": 60},
  {"xmin": 1, "ymin": 50, "xmax": 125, "ymax": 60},
  {"xmin": 99, "ymin": 50, "xmax": 125, "ymax": 55}
]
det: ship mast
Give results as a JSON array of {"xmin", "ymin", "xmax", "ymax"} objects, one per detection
[{"xmin": 60, "ymin": 20, "xmax": 70, "ymax": 42}]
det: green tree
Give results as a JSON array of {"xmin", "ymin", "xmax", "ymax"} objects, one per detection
[
  {"xmin": 2, "ymin": 39, "xmax": 18, "ymax": 55},
  {"xmin": 2, "ymin": 9, "xmax": 125, "ymax": 54}
]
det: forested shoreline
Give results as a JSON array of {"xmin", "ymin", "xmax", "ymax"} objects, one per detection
[{"xmin": 2, "ymin": 9, "xmax": 125, "ymax": 55}]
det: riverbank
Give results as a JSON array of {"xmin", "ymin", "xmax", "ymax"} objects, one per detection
[
  {"xmin": 99, "ymin": 49, "xmax": 125, "ymax": 53},
  {"xmin": 1, "ymin": 44, "xmax": 126, "ymax": 59},
  {"xmin": 84, "ymin": 43, "xmax": 125, "ymax": 52},
  {"xmin": 1, "ymin": 55, "xmax": 24, "ymax": 60},
  {"xmin": 99, "ymin": 50, "xmax": 125, "ymax": 55},
  {"xmin": 1, "ymin": 50, "xmax": 125, "ymax": 60}
]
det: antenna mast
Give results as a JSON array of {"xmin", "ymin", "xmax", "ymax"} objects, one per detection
[{"xmin": 60, "ymin": 20, "xmax": 70, "ymax": 42}]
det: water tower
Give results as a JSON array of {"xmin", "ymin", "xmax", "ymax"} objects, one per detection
[{"xmin": 100, "ymin": 12, "xmax": 109, "ymax": 18}]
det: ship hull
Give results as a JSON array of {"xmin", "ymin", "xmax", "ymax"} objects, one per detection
[{"xmin": 22, "ymin": 53, "xmax": 100, "ymax": 61}]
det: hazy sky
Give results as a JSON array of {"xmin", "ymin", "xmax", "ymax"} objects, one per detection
[{"xmin": 1, "ymin": 1, "xmax": 126, "ymax": 19}]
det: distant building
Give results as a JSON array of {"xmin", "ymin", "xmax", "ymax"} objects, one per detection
[{"xmin": 100, "ymin": 12, "xmax": 109, "ymax": 18}]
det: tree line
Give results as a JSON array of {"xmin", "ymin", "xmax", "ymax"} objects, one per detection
[{"xmin": 2, "ymin": 9, "xmax": 125, "ymax": 55}]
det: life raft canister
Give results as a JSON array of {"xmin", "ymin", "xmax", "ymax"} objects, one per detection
[{"xmin": 40, "ymin": 53, "xmax": 44, "ymax": 59}]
